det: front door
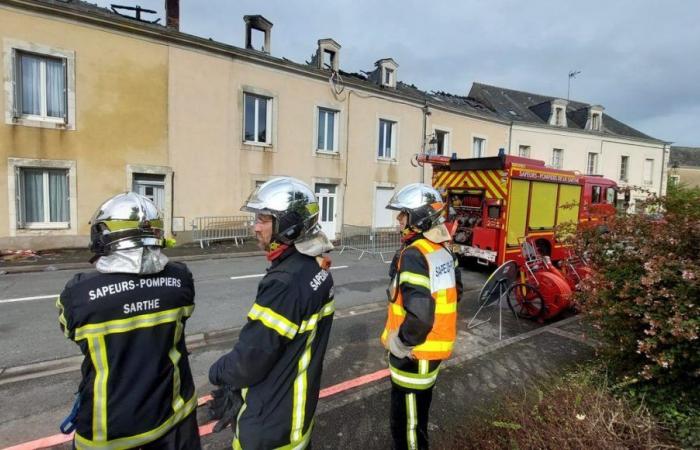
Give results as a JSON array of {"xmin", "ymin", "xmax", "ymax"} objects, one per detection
[
  {"xmin": 315, "ymin": 183, "xmax": 337, "ymax": 239},
  {"xmin": 133, "ymin": 174, "xmax": 165, "ymax": 211}
]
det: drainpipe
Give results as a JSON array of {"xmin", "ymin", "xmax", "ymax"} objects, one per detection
[
  {"xmin": 420, "ymin": 103, "xmax": 429, "ymax": 183},
  {"xmin": 659, "ymin": 143, "xmax": 669, "ymax": 196},
  {"xmin": 507, "ymin": 121, "xmax": 513, "ymax": 154}
]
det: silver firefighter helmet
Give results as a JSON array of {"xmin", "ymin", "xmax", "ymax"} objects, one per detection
[
  {"xmin": 241, "ymin": 177, "xmax": 320, "ymax": 244},
  {"xmin": 89, "ymin": 192, "xmax": 165, "ymax": 256},
  {"xmin": 386, "ymin": 183, "xmax": 445, "ymax": 232}
]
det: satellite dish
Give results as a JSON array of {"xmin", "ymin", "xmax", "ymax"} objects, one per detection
[{"xmin": 478, "ymin": 260, "xmax": 518, "ymax": 306}]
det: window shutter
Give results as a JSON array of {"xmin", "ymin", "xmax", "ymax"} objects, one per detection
[
  {"xmin": 15, "ymin": 166, "xmax": 24, "ymax": 228},
  {"xmin": 11, "ymin": 50, "xmax": 20, "ymax": 119},
  {"xmin": 62, "ymin": 58, "xmax": 68, "ymax": 124}
]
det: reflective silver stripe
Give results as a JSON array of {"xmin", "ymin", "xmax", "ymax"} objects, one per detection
[
  {"xmin": 168, "ymin": 312, "xmax": 186, "ymax": 411},
  {"xmin": 406, "ymin": 393, "xmax": 418, "ymax": 450},
  {"xmin": 291, "ymin": 328, "xmax": 316, "ymax": 442},
  {"xmin": 75, "ymin": 395, "xmax": 197, "ymax": 449},
  {"xmin": 87, "ymin": 335, "xmax": 109, "ymax": 442},
  {"xmin": 298, "ymin": 299, "xmax": 335, "ymax": 333},
  {"xmin": 75, "ymin": 306, "xmax": 194, "ymax": 340},
  {"xmin": 248, "ymin": 303, "xmax": 299, "ymax": 339}
]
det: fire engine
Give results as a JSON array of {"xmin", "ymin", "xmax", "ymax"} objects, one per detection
[{"xmin": 418, "ymin": 153, "xmax": 618, "ymax": 267}]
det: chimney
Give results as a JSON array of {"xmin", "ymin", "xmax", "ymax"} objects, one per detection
[
  {"xmin": 316, "ymin": 39, "xmax": 341, "ymax": 71},
  {"xmin": 244, "ymin": 15, "xmax": 273, "ymax": 54},
  {"xmin": 165, "ymin": 0, "xmax": 179, "ymax": 30}
]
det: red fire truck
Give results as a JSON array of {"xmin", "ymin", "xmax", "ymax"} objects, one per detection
[{"xmin": 418, "ymin": 154, "xmax": 618, "ymax": 267}]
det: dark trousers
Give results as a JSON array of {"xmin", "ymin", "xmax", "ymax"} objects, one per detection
[
  {"xmin": 390, "ymin": 385, "xmax": 434, "ymax": 450},
  {"xmin": 73, "ymin": 411, "xmax": 201, "ymax": 450}
]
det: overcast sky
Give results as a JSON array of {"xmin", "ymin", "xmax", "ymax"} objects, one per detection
[{"xmin": 93, "ymin": 0, "xmax": 699, "ymax": 146}]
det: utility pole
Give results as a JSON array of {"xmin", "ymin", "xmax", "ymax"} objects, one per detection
[{"xmin": 567, "ymin": 70, "xmax": 581, "ymax": 100}]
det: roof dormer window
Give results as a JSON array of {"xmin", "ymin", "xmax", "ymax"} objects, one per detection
[
  {"xmin": 375, "ymin": 58, "xmax": 398, "ymax": 88},
  {"xmin": 316, "ymin": 39, "xmax": 341, "ymax": 71},
  {"xmin": 587, "ymin": 105, "xmax": 604, "ymax": 131},
  {"xmin": 548, "ymin": 99, "xmax": 569, "ymax": 127}
]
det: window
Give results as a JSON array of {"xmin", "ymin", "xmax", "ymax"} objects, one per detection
[
  {"xmin": 551, "ymin": 148, "xmax": 564, "ymax": 169},
  {"xmin": 591, "ymin": 113, "xmax": 600, "ymax": 131},
  {"xmin": 606, "ymin": 188, "xmax": 617, "ymax": 204},
  {"xmin": 378, "ymin": 119, "xmax": 397, "ymax": 159},
  {"xmin": 322, "ymin": 49, "xmax": 336, "ymax": 70},
  {"xmin": 669, "ymin": 174, "xmax": 680, "ymax": 186},
  {"xmin": 473, "ymin": 137, "xmax": 485, "ymax": 158},
  {"xmin": 555, "ymin": 108, "xmax": 563, "ymax": 126},
  {"xmin": 591, "ymin": 185, "xmax": 602, "ymax": 204},
  {"xmin": 317, "ymin": 108, "xmax": 338, "ymax": 152},
  {"xmin": 244, "ymin": 93, "xmax": 272, "ymax": 144},
  {"xmin": 620, "ymin": 156, "xmax": 629, "ymax": 181},
  {"xmin": 15, "ymin": 51, "xmax": 67, "ymax": 121},
  {"xmin": 18, "ymin": 168, "xmax": 69, "ymax": 228},
  {"xmin": 643, "ymin": 159, "xmax": 654, "ymax": 185},
  {"xmin": 434, "ymin": 130, "xmax": 449, "ymax": 156},
  {"xmin": 384, "ymin": 68, "xmax": 393, "ymax": 86},
  {"xmin": 587, "ymin": 152, "xmax": 598, "ymax": 174},
  {"xmin": 518, "ymin": 145, "xmax": 531, "ymax": 158}
]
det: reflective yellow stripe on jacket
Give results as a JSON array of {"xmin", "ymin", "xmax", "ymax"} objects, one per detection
[{"xmin": 73, "ymin": 305, "xmax": 195, "ymax": 449}]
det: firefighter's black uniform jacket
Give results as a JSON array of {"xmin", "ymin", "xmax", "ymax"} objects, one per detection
[
  {"xmin": 209, "ymin": 246, "xmax": 335, "ymax": 450},
  {"xmin": 56, "ymin": 262, "xmax": 197, "ymax": 449}
]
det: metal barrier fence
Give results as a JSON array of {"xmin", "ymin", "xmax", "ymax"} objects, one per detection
[
  {"xmin": 191, "ymin": 216, "xmax": 254, "ymax": 248},
  {"xmin": 339, "ymin": 224, "xmax": 402, "ymax": 262}
]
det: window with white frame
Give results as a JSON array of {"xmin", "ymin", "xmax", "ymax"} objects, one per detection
[
  {"xmin": 243, "ymin": 93, "xmax": 272, "ymax": 144},
  {"xmin": 472, "ymin": 137, "xmax": 485, "ymax": 158},
  {"xmin": 554, "ymin": 108, "xmax": 563, "ymax": 126},
  {"xmin": 378, "ymin": 119, "xmax": 397, "ymax": 159},
  {"xmin": 17, "ymin": 167, "xmax": 70, "ymax": 228},
  {"xmin": 620, "ymin": 156, "xmax": 629, "ymax": 181},
  {"xmin": 434, "ymin": 130, "xmax": 449, "ymax": 156},
  {"xmin": 552, "ymin": 148, "xmax": 564, "ymax": 169},
  {"xmin": 587, "ymin": 152, "xmax": 598, "ymax": 174},
  {"xmin": 591, "ymin": 113, "xmax": 601, "ymax": 131},
  {"xmin": 669, "ymin": 174, "xmax": 680, "ymax": 186},
  {"xmin": 15, "ymin": 51, "xmax": 67, "ymax": 122},
  {"xmin": 643, "ymin": 159, "xmax": 654, "ymax": 185},
  {"xmin": 518, "ymin": 145, "xmax": 531, "ymax": 158},
  {"xmin": 317, "ymin": 107, "xmax": 338, "ymax": 152},
  {"xmin": 384, "ymin": 68, "xmax": 394, "ymax": 86}
]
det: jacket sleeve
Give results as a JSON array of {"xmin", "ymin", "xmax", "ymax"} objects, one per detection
[
  {"xmin": 56, "ymin": 278, "xmax": 77, "ymax": 341},
  {"xmin": 397, "ymin": 247, "xmax": 435, "ymax": 347},
  {"xmin": 454, "ymin": 253, "xmax": 463, "ymax": 302},
  {"xmin": 209, "ymin": 275, "xmax": 298, "ymax": 388}
]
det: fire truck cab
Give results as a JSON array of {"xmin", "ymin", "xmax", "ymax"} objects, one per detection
[{"xmin": 423, "ymin": 154, "xmax": 617, "ymax": 266}]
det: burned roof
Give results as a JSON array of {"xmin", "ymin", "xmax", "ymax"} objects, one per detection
[{"xmin": 469, "ymin": 82, "xmax": 664, "ymax": 143}]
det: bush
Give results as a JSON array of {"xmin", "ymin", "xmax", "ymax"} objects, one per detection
[
  {"xmin": 569, "ymin": 184, "xmax": 700, "ymax": 384},
  {"xmin": 443, "ymin": 364, "xmax": 679, "ymax": 450}
]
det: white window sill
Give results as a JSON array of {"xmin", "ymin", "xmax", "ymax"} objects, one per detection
[
  {"xmin": 315, "ymin": 150, "xmax": 340, "ymax": 158},
  {"xmin": 376, "ymin": 157, "xmax": 398, "ymax": 165},
  {"xmin": 10, "ymin": 115, "xmax": 73, "ymax": 130},
  {"xmin": 242, "ymin": 141, "xmax": 274, "ymax": 152},
  {"xmin": 21, "ymin": 222, "xmax": 70, "ymax": 230}
]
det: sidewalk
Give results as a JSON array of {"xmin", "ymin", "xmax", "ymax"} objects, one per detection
[{"xmin": 0, "ymin": 240, "xmax": 264, "ymax": 274}]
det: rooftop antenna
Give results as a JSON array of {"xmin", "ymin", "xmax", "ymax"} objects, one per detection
[
  {"xmin": 110, "ymin": 4, "xmax": 160, "ymax": 24},
  {"xmin": 567, "ymin": 70, "xmax": 581, "ymax": 101}
]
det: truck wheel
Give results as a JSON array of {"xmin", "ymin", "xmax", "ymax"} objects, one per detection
[{"xmin": 506, "ymin": 283, "xmax": 544, "ymax": 319}]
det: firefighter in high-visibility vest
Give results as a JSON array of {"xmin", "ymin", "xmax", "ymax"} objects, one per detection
[
  {"xmin": 208, "ymin": 177, "xmax": 335, "ymax": 449},
  {"xmin": 381, "ymin": 183, "xmax": 462, "ymax": 450},
  {"xmin": 56, "ymin": 192, "xmax": 200, "ymax": 449}
]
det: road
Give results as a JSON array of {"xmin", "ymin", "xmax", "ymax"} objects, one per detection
[{"xmin": 0, "ymin": 251, "xmax": 494, "ymax": 448}]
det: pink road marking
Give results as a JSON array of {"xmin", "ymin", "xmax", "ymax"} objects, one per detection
[{"xmin": 4, "ymin": 369, "xmax": 390, "ymax": 449}]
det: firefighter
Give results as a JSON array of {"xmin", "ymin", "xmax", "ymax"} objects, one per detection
[
  {"xmin": 55, "ymin": 192, "xmax": 200, "ymax": 449},
  {"xmin": 208, "ymin": 177, "xmax": 335, "ymax": 449},
  {"xmin": 381, "ymin": 183, "xmax": 462, "ymax": 450}
]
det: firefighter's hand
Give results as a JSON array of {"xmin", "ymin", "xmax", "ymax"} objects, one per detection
[
  {"xmin": 207, "ymin": 385, "xmax": 243, "ymax": 433},
  {"xmin": 387, "ymin": 331, "xmax": 414, "ymax": 360}
]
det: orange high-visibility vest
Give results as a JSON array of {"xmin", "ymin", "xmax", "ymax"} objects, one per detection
[{"xmin": 381, "ymin": 238, "xmax": 458, "ymax": 360}]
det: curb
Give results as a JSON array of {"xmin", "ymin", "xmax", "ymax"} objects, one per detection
[{"xmin": 0, "ymin": 251, "xmax": 265, "ymax": 275}]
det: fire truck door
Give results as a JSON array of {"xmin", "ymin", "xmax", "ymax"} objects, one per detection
[{"xmin": 507, "ymin": 180, "xmax": 529, "ymax": 246}]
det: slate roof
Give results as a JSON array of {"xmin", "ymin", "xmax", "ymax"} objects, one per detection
[{"xmin": 469, "ymin": 82, "xmax": 665, "ymax": 143}]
